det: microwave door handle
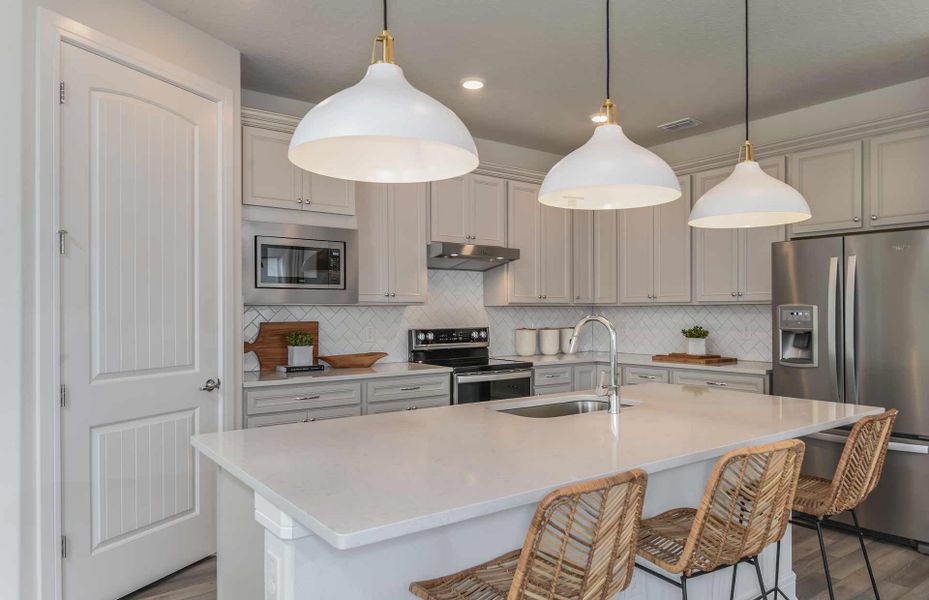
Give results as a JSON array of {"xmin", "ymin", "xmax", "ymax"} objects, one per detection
[
  {"xmin": 826, "ymin": 256, "xmax": 840, "ymax": 402},
  {"xmin": 844, "ymin": 255, "xmax": 858, "ymax": 404}
]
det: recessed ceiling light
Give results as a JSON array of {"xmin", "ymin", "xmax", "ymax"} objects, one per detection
[
  {"xmin": 461, "ymin": 78, "xmax": 485, "ymax": 90},
  {"xmin": 590, "ymin": 113, "xmax": 608, "ymax": 123}
]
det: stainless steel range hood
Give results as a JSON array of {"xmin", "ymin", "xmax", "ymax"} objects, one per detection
[{"xmin": 427, "ymin": 242, "xmax": 519, "ymax": 272}]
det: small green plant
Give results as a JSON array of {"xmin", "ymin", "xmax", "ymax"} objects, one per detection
[
  {"xmin": 681, "ymin": 325, "xmax": 709, "ymax": 339},
  {"xmin": 285, "ymin": 331, "xmax": 314, "ymax": 347}
]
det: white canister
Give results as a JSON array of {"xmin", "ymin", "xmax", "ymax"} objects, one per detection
[
  {"xmin": 539, "ymin": 328, "xmax": 561, "ymax": 356},
  {"xmin": 515, "ymin": 329, "xmax": 538, "ymax": 357},
  {"xmin": 560, "ymin": 328, "xmax": 577, "ymax": 354}
]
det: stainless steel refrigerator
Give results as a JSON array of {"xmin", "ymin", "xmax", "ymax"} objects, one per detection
[{"xmin": 772, "ymin": 229, "xmax": 929, "ymax": 552}]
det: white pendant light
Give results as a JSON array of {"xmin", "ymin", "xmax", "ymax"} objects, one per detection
[
  {"xmin": 539, "ymin": 0, "xmax": 680, "ymax": 210},
  {"xmin": 689, "ymin": 0, "xmax": 811, "ymax": 228},
  {"xmin": 288, "ymin": 1, "xmax": 478, "ymax": 183}
]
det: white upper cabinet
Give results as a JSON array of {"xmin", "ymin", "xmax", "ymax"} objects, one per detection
[
  {"xmin": 539, "ymin": 203, "xmax": 572, "ymax": 303},
  {"xmin": 788, "ymin": 141, "xmax": 862, "ymax": 236},
  {"xmin": 243, "ymin": 125, "xmax": 355, "ymax": 215},
  {"xmin": 693, "ymin": 158, "xmax": 785, "ymax": 303},
  {"xmin": 593, "ymin": 211, "xmax": 618, "ymax": 304},
  {"xmin": 619, "ymin": 176, "xmax": 690, "ymax": 303},
  {"xmin": 430, "ymin": 174, "xmax": 506, "ymax": 246},
  {"xmin": 867, "ymin": 126, "xmax": 929, "ymax": 228},
  {"xmin": 572, "ymin": 210, "xmax": 594, "ymax": 304},
  {"xmin": 356, "ymin": 182, "xmax": 428, "ymax": 304}
]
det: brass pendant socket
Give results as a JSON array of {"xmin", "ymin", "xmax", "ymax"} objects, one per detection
[
  {"xmin": 738, "ymin": 140, "xmax": 754, "ymax": 162},
  {"xmin": 598, "ymin": 99, "xmax": 618, "ymax": 126},
  {"xmin": 371, "ymin": 30, "xmax": 396, "ymax": 64}
]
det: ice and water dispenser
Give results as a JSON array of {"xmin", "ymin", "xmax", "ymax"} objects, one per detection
[{"xmin": 777, "ymin": 304, "xmax": 818, "ymax": 367}]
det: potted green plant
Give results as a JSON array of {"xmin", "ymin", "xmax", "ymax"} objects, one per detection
[
  {"xmin": 285, "ymin": 331, "xmax": 315, "ymax": 367},
  {"xmin": 681, "ymin": 325, "xmax": 709, "ymax": 356}
]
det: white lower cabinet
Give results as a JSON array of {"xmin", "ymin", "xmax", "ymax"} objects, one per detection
[
  {"xmin": 536, "ymin": 363, "xmax": 617, "ymax": 394},
  {"xmin": 572, "ymin": 364, "xmax": 597, "ymax": 390},
  {"xmin": 366, "ymin": 395, "xmax": 449, "ymax": 415},
  {"xmin": 670, "ymin": 370, "xmax": 768, "ymax": 394},
  {"xmin": 622, "ymin": 366, "xmax": 670, "ymax": 385}
]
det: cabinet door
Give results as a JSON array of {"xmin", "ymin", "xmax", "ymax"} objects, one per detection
[
  {"xmin": 789, "ymin": 141, "xmax": 862, "ymax": 235},
  {"xmin": 738, "ymin": 157, "xmax": 787, "ymax": 302},
  {"xmin": 693, "ymin": 166, "xmax": 739, "ymax": 302},
  {"xmin": 242, "ymin": 126, "xmax": 302, "ymax": 210},
  {"xmin": 356, "ymin": 183, "xmax": 390, "ymax": 303},
  {"xmin": 468, "ymin": 174, "xmax": 507, "ymax": 246},
  {"xmin": 595, "ymin": 364, "xmax": 613, "ymax": 387},
  {"xmin": 430, "ymin": 176, "xmax": 469, "ymax": 243},
  {"xmin": 507, "ymin": 181, "xmax": 542, "ymax": 303},
  {"xmin": 388, "ymin": 183, "xmax": 428, "ymax": 303},
  {"xmin": 572, "ymin": 210, "xmax": 594, "ymax": 304},
  {"xmin": 305, "ymin": 172, "xmax": 355, "ymax": 215},
  {"xmin": 654, "ymin": 176, "xmax": 692, "ymax": 302},
  {"xmin": 539, "ymin": 204, "xmax": 572, "ymax": 303},
  {"xmin": 619, "ymin": 207, "xmax": 654, "ymax": 303},
  {"xmin": 572, "ymin": 364, "xmax": 597, "ymax": 391},
  {"xmin": 868, "ymin": 127, "xmax": 929, "ymax": 227},
  {"xmin": 593, "ymin": 211, "xmax": 618, "ymax": 304}
]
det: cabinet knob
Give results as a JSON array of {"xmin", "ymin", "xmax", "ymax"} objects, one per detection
[
  {"xmin": 296, "ymin": 198, "xmax": 303, "ymax": 204},
  {"xmin": 542, "ymin": 295, "xmax": 547, "ymax": 299},
  {"xmin": 871, "ymin": 214, "xmax": 877, "ymax": 220},
  {"xmin": 575, "ymin": 295, "xmax": 581, "ymax": 300},
  {"xmin": 731, "ymin": 292, "xmax": 737, "ymax": 297},
  {"xmin": 738, "ymin": 292, "xmax": 743, "ymax": 296},
  {"xmin": 384, "ymin": 292, "xmax": 390, "ymax": 297},
  {"xmin": 853, "ymin": 216, "xmax": 860, "ymax": 222},
  {"xmin": 390, "ymin": 292, "xmax": 396, "ymax": 297}
]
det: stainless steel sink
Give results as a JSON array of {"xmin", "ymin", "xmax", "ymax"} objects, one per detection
[{"xmin": 500, "ymin": 400, "xmax": 612, "ymax": 418}]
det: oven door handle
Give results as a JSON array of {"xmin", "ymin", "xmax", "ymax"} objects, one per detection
[{"xmin": 455, "ymin": 370, "xmax": 532, "ymax": 384}]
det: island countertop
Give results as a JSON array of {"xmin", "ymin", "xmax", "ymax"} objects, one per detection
[
  {"xmin": 192, "ymin": 383, "xmax": 879, "ymax": 550},
  {"xmin": 493, "ymin": 351, "xmax": 773, "ymax": 375}
]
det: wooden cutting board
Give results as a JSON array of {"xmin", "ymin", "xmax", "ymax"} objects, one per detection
[
  {"xmin": 651, "ymin": 352, "xmax": 738, "ymax": 366},
  {"xmin": 244, "ymin": 321, "xmax": 319, "ymax": 372}
]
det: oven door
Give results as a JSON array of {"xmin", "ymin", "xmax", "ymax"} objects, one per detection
[{"xmin": 454, "ymin": 370, "xmax": 532, "ymax": 405}]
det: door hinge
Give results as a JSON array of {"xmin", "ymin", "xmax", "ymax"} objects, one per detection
[
  {"xmin": 60, "ymin": 535, "xmax": 68, "ymax": 559},
  {"xmin": 58, "ymin": 229, "xmax": 68, "ymax": 255},
  {"xmin": 59, "ymin": 384, "xmax": 67, "ymax": 408},
  {"xmin": 59, "ymin": 81, "xmax": 65, "ymax": 104}
]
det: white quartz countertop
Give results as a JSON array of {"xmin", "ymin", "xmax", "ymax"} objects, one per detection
[
  {"xmin": 242, "ymin": 362, "xmax": 451, "ymax": 388},
  {"xmin": 193, "ymin": 383, "xmax": 877, "ymax": 550},
  {"xmin": 495, "ymin": 351, "xmax": 773, "ymax": 375}
]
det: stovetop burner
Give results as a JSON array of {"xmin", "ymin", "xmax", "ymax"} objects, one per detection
[{"xmin": 408, "ymin": 327, "xmax": 533, "ymax": 374}]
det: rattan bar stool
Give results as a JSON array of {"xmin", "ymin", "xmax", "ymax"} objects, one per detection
[
  {"xmin": 409, "ymin": 469, "xmax": 648, "ymax": 600},
  {"xmin": 635, "ymin": 439, "xmax": 805, "ymax": 600},
  {"xmin": 786, "ymin": 409, "xmax": 898, "ymax": 600}
]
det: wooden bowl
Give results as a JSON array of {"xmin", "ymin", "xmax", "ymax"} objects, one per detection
[{"xmin": 317, "ymin": 352, "xmax": 389, "ymax": 369}]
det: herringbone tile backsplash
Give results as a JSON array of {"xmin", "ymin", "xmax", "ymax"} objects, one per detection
[{"xmin": 244, "ymin": 270, "xmax": 772, "ymax": 371}]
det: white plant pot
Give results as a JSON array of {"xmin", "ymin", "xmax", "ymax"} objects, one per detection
[
  {"xmin": 288, "ymin": 345, "xmax": 314, "ymax": 366},
  {"xmin": 687, "ymin": 338, "xmax": 707, "ymax": 356}
]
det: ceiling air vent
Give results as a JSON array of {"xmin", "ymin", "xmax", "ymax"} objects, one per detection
[{"xmin": 657, "ymin": 117, "xmax": 703, "ymax": 132}]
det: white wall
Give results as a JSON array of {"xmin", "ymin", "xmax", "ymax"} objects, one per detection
[
  {"xmin": 16, "ymin": 2, "xmax": 240, "ymax": 598},
  {"xmin": 242, "ymin": 89, "xmax": 564, "ymax": 172}
]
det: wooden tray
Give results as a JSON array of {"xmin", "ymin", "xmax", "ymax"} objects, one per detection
[
  {"xmin": 317, "ymin": 352, "xmax": 388, "ymax": 369},
  {"xmin": 651, "ymin": 352, "xmax": 738, "ymax": 366},
  {"xmin": 244, "ymin": 321, "xmax": 319, "ymax": 372}
]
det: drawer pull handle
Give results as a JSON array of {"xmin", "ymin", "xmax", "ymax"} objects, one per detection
[
  {"xmin": 544, "ymin": 374, "xmax": 560, "ymax": 379},
  {"xmin": 706, "ymin": 381, "xmax": 728, "ymax": 387},
  {"xmin": 637, "ymin": 375, "xmax": 657, "ymax": 380},
  {"xmin": 305, "ymin": 416, "xmax": 317, "ymax": 422},
  {"xmin": 400, "ymin": 386, "xmax": 421, "ymax": 391},
  {"xmin": 296, "ymin": 395, "xmax": 321, "ymax": 401},
  {"xmin": 407, "ymin": 405, "xmax": 418, "ymax": 410}
]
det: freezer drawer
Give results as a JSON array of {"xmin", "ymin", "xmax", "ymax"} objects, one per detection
[{"xmin": 802, "ymin": 431, "xmax": 929, "ymax": 544}]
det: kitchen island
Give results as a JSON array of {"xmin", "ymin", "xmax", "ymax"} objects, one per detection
[{"xmin": 193, "ymin": 383, "xmax": 880, "ymax": 600}]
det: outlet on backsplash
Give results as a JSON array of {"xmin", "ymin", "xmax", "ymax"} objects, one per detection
[{"xmin": 364, "ymin": 326, "xmax": 376, "ymax": 344}]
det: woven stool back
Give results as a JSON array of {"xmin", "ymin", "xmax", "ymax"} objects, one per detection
[
  {"xmin": 508, "ymin": 469, "xmax": 648, "ymax": 600},
  {"xmin": 682, "ymin": 439, "xmax": 805, "ymax": 575},
  {"xmin": 825, "ymin": 409, "xmax": 898, "ymax": 515}
]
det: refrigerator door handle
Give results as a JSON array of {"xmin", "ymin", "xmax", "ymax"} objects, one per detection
[
  {"xmin": 809, "ymin": 431, "xmax": 929, "ymax": 455},
  {"xmin": 827, "ymin": 256, "xmax": 840, "ymax": 401},
  {"xmin": 845, "ymin": 255, "xmax": 858, "ymax": 404}
]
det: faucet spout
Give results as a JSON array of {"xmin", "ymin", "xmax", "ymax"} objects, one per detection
[{"xmin": 569, "ymin": 315, "xmax": 621, "ymax": 414}]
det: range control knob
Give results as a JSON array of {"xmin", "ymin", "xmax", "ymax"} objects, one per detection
[
  {"xmin": 416, "ymin": 332, "xmax": 426, "ymax": 342},
  {"xmin": 479, "ymin": 330, "xmax": 488, "ymax": 339},
  {"xmin": 471, "ymin": 330, "xmax": 480, "ymax": 340},
  {"xmin": 425, "ymin": 332, "xmax": 435, "ymax": 341}
]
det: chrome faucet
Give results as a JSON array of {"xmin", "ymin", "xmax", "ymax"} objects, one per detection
[{"xmin": 568, "ymin": 315, "xmax": 621, "ymax": 414}]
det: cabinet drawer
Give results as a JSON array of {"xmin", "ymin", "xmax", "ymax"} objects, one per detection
[
  {"xmin": 534, "ymin": 382, "xmax": 574, "ymax": 396},
  {"xmin": 245, "ymin": 383, "xmax": 361, "ymax": 415},
  {"xmin": 305, "ymin": 403, "xmax": 363, "ymax": 421},
  {"xmin": 365, "ymin": 375, "xmax": 450, "ymax": 403},
  {"xmin": 622, "ymin": 366, "xmax": 669, "ymax": 385},
  {"xmin": 533, "ymin": 366, "xmax": 573, "ymax": 387},
  {"xmin": 366, "ymin": 395, "xmax": 449, "ymax": 415},
  {"xmin": 671, "ymin": 370, "xmax": 766, "ymax": 393},
  {"xmin": 247, "ymin": 404, "xmax": 362, "ymax": 428},
  {"xmin": 247, "ymin": 411, "xmax": 308, "ymax": 428}
]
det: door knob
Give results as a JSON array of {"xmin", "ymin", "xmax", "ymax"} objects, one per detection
[{"xmin": 200, "ymin": 378, "xmax": 221, "ymax": 392}]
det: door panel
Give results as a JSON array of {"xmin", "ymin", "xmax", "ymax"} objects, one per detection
[
  {"xmin": 868, "ymin": 127, "xmax": 929, "ymax": 227},
  {"xmin": 356, "ymin": 183, "xmax": 390, "ymax": 303},
  {"xmin": 654, "ymin": 177, "xmax": 691, "ymax": 302},
  {"xmin": 593, "ymin": 211, "xmax": 618, "ymax": 304},
  {"xmin": 572, "ymin": 210, "xmax": 594, "ymax": 303},
  {"xmin": 468, "ymin": 174, "xmax": 507, "ymax": 246},
  {"xmin": 789, "ymin": 141, "xmax": 863, "ymax": 235},
  {"xmin": 539, "ymin": 204, "xmax": 572, "ymax": 303},
  {"xmin": 388, "ymin": 183, "xmax": 428, "ymax": 303},
  {"xmin": 619, "ymin": 207, "xmax": 654, "ymax": 303},
  {"xmin": 429, "ymin": 176, "xmax": 469, "ymax": 243},
  {"xmin": 60, "ymin": 43, "xmax": 219, "ymax": 599},
  {"xmin": 242, "ymin": 126, "xmax": 302, "ymax": 210},
  {"xmin": 739, "ymin": 158, "xmax": 787, "ymax": 302},
  {"xmin": 693, "ymin": 166, "xmax": 738, "ymax": 302},
  {"xmin": 506, "ymin": 182, "xmax": 541, "ymax": 303},
  {"xmin": 306, "ymin": 172, "xmax": 355, "ymax": 215}
]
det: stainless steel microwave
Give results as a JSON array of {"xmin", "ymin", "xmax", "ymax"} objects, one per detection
[{"xmin": 244, "ymin": 221, "xmax": 358, "ymax": 305}]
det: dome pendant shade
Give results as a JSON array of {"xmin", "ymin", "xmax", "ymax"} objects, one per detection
[
  {"xmin": 288, "ymin": 62, "xmax": 479, "ymax": 183},
  {"xmin": 688, "ymin": 160, "xmax": 811, "ymax": 228},
  {"xmin": 539, "ymin": 124, "xmax": 681, "ymax": 210}
]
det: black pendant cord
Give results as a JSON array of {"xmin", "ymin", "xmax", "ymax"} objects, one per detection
[
  {"xmin": 383, "ymin": 0, "xmax": 388, "ymax": 30},
  {"xmin": 744, "ymin": 0, "xmax": 749, "ymax": 142},
  {"xmin": 606, "ymin": 0, "xmax": 611, "ymax": 100}
]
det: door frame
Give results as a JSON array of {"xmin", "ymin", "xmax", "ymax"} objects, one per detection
[{"xmin": 34, "ymin": 9, "xmax": 238, "ymax": 598}]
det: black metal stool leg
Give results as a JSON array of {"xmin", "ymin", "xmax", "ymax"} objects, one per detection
[
  {"xmin": 816, "ymin": 518, "xmax": 837, "ymax": 600},
  {"xmin": 729, "ymin": 563, "xmax": 738, "ymax": 600},
  {"xmin": 852, "ymin": 509, "xmax": 881, "ymax": 599},
  {"xmin": 681, "ymin": 574, "xmax": 688, "ymax": 600},
  {"xmin": 752, "ymin": 557, "xmax": 769, "ymax": 600},
  {"xmin": 774, "ymin": 539, "xmax": 782, "ymax": 600}
]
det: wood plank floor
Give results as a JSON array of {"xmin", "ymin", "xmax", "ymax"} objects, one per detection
[{"xmin": 125, "ymin": 526, "xmax": 929, "ymax": 599}]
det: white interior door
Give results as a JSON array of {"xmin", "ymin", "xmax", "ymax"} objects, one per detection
[{"xmin": 59, "ymin": 42, "xmax": 221, "ymax": 600}]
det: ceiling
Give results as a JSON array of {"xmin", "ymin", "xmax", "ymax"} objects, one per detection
[{"xmin": 145, "ymin": 0, "xmax": 929, "ymax": 154}]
